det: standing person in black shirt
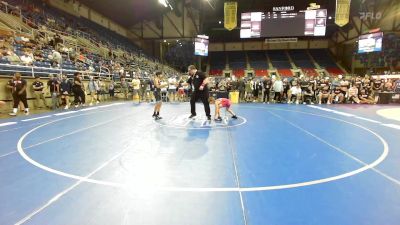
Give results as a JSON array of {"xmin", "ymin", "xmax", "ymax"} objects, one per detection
[
  {"xmin": 60, "ymin": 75, "xmax": 72, "ymax": 109},
  {"xmin": 47, "ymin": 74, "xmax": 60, "ymax": 110},
  {"xmin": 263, "ymin": 76, "xmax": 272, "ymax": 104},
  {"xmin": 237, "ymin": 78, "xmax": 245, "ymax": 102},
  {"xmin": 187, "ymin": 65, "xmax": 211, "ymax": 120},
  {"xmin": 8, "ymin": 73, "xmax": 29, "ymax": 116},
  {"xmin": 72, "ymin": 72, "xmax": 85, "ymax": 107},
  {"xmin": 7, "ymin": 77, "xmax": 25, "ymax": 112},
  {"xmin": 32, "ymin": 75, "xmax": 48, "ymax": 109}
]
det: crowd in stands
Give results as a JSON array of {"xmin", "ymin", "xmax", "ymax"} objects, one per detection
[
  {"xmin": 206, "ymin": 74, "xmax": 400, "ymax": 105},
  {"xmin": 0, "ymin": 0, "xmax": 180, "ymax": 78}
]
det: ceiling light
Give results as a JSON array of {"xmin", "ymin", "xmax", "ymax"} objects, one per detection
[{"xmin": 158, "ymin": 0, "xmax": 168, "ymax": 8}]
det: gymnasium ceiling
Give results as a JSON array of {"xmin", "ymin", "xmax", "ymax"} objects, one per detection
[
  {"xmin": 78, "ymin": 0, "xmax": 394, "ymax": 40},
  {"xmin": 78, "ymin": 0, "xmax": 338, "ymax": 27}
]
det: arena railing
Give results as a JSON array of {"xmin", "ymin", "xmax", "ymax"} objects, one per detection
[{"xmin": 0, "ymin": 63, "xmax": 113, "ymax": 79}]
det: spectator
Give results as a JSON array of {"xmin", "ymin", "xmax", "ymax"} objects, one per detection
[
  {"xmin": 88, "ymin": 76, "xmax": 100, "ymax": 106},
  {"xmin": 5, "ymin": 50, "xmax": 21, "ymax": 64},
  {"xmin": 8, "ymin": 73, "xmax": 29, "ymax": 116},
  {"xmin": 263, "ymin": 76, "xmax": 272, "ymax": 104},
  {"xmin": 168, "ymin": 75, "xmax": 177, "ymax": 102},
  {"xmin": 237, "ymin": 78, "xmax": 245, "ymax": 103},
  {"xmin": 303, "ymin": 85, "xmax": 314, "ymax": 104},
  {"xmin": 32, "ymin": 76, "xmax": 48, "ymax": 109},
  {"xmin": 60, "ymin": 75, "xmax": 72, "ymax": 109},
  {"xmin": 20, "ymin": 51, "xmax": 33, "ymax": 66},
  {"xmin": 120, "ymin": 77, "xmax": 129, "ymax": 100},
  {"xmin": 273, "ymin": 77, "xmax": 284, "ymax": 103},
  {"xmin": 50, "ymin": 50, "xmax": 62, "ymax": 66},
  {"xmin": 348, "ymin": 84, "xmax": 360, "ymax": 104},
  {"xmin": 288, "ymin": 83, "xmax": 302, "ymax": 104},
  {"xmin": 131, "ymin": 76, "xmax": 141, "ymax": 102},
  {"xmin": 108, "ymin": 80, "xmax": 115, "ymax": 99},
  {"xmin": 96, "ymin": 78, "xmax": 106, "ymax": 101},
  {"xmin": 72, "ymin": 72, "xmax": 85, "ymax": 107},
  {"xmin": 245, "ymin": 79, "xmax": 253, "ymax": 102},
  {"xmin": 47, "ymin": 74, "xmax": 60, "ymax": 109},
  {"xmin": 358, "ymin": 88, "xmax": 376, "ymax": 104}
]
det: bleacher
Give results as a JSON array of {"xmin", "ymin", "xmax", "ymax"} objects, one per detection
[
  {"xmin": 209, "ymin": 51, "xmax": 226, "ymax": 76},
  {"xmin": 309, "ymin": 49, "xmax": 343, "ymax": 75},
  {"xmin": 268, "ymin": 50, "xmax": 292, "ymax": 69},
  {"xmin": 289, "ymin": 50, "xmax": 315, "ymax": 68},
  {"xmin": 0, "ymin": 0, "xmax": 179, "ymax": 78},
  {"xmin": 228, "ymin": 51, "xmax": 246, "ymax": 77},
  {"xmin": 289, "ymin": 50, "xmax": 318, "ymax": 77},
  {"xmin": 247, "ymin": 51, "xmax": 268, "ymax": 76}
]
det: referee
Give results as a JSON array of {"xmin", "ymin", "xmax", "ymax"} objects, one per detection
[{"xmin": 187, "ymin": 65, "xmax": 211, "ymax": 120}]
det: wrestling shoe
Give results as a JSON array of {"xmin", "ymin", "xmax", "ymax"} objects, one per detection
[{"xmin": 215, "ymin": 117, "xmax": 222, "ymax": 122}]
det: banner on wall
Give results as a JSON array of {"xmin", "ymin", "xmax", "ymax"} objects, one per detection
[
  {"xmin": 224, "ymin": 2, "xmax": 238, "ymax": 31},
  {"xmin": 335, "ymin": 0, "xmax": 351, "ymax": 27}
]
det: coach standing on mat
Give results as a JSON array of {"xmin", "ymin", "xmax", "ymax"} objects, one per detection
[{"xmin": 187, "ymin": 65, "xmax": 211, "ymax": 120}]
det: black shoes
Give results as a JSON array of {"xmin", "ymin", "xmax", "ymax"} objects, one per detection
[
  {"xmin": 207, "ymin": 116, "xmax": 211, "ymax": 121},
  {"xmin": 189, "ymin": 114, "xmax": 196, "ymax": 119},
  {"xmin": 232, "ymin": 115, "xmax": 238, "ymax": 119},
  {"xmin": 155, "ymin": 115, "xmax": 162, "ymax": 120}
]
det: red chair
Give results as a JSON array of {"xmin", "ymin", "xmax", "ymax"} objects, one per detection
[
  {"xmin": 255, "ymin": 69, "xmax": 268, "ymax": 76},
  {"xmin": 278, "ymin": 69, "xmax": 293, "ymax": 77}
]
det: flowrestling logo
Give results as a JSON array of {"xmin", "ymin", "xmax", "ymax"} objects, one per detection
[{"xmin": 155, "ymin": 114, "xmax": 246, "ymax": 129}]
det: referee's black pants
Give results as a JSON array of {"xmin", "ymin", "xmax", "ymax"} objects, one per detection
[{"xmin": 190, "ymin": 90, "xmax": 211, "ymax": 117}]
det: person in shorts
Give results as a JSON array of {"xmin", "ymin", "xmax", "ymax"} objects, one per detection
[
  {"xmin": 209, "ymin": 97, "xmax": 238, "ymax": 122},
  {"xmin": 358, "ymin": 88, "xmax": 376, "ymax": 104},
  {"xmin": 152, "ymin": 72, "xmax": 167, "ymax": 120},
  {"xmin": 288, "ymin": 83, "xmax": 302, "ymax": 104},
  {"xmin": 331, "ymin": 86, "xmax": 344, "ymax": 104}
]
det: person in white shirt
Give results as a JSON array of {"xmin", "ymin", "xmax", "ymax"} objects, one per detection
[
  {"xmin": 272, "ymin": 77, "xmax": 284, "ymax": 103},
  {"xmin": 160, "ymin": 79, "xmax": 168, "ymax": 102},
  {"xmin": 348, "ymin": 83, "xmax": 360, "ymax": 104},
  {"xmin": 131, "ymin": 76, "xmax": 141, "ymax": 102},
  {"xmin": 51, "ymin": 50, "xmax": 62, "ymax": 66},
  {"xmin": 88, "ymin": 76, "xmax": 99, "ymax": 106},
  {"xmin": 168, "ymin": 76, "xmax": 177, "ymax": 102},
  {"xmin": 288, "ymin": 83, "xmax": 302, "ymax": 104},
  {"xmin": 20, "ymin": 51, "xmax": 33, "ymax": 66}
]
